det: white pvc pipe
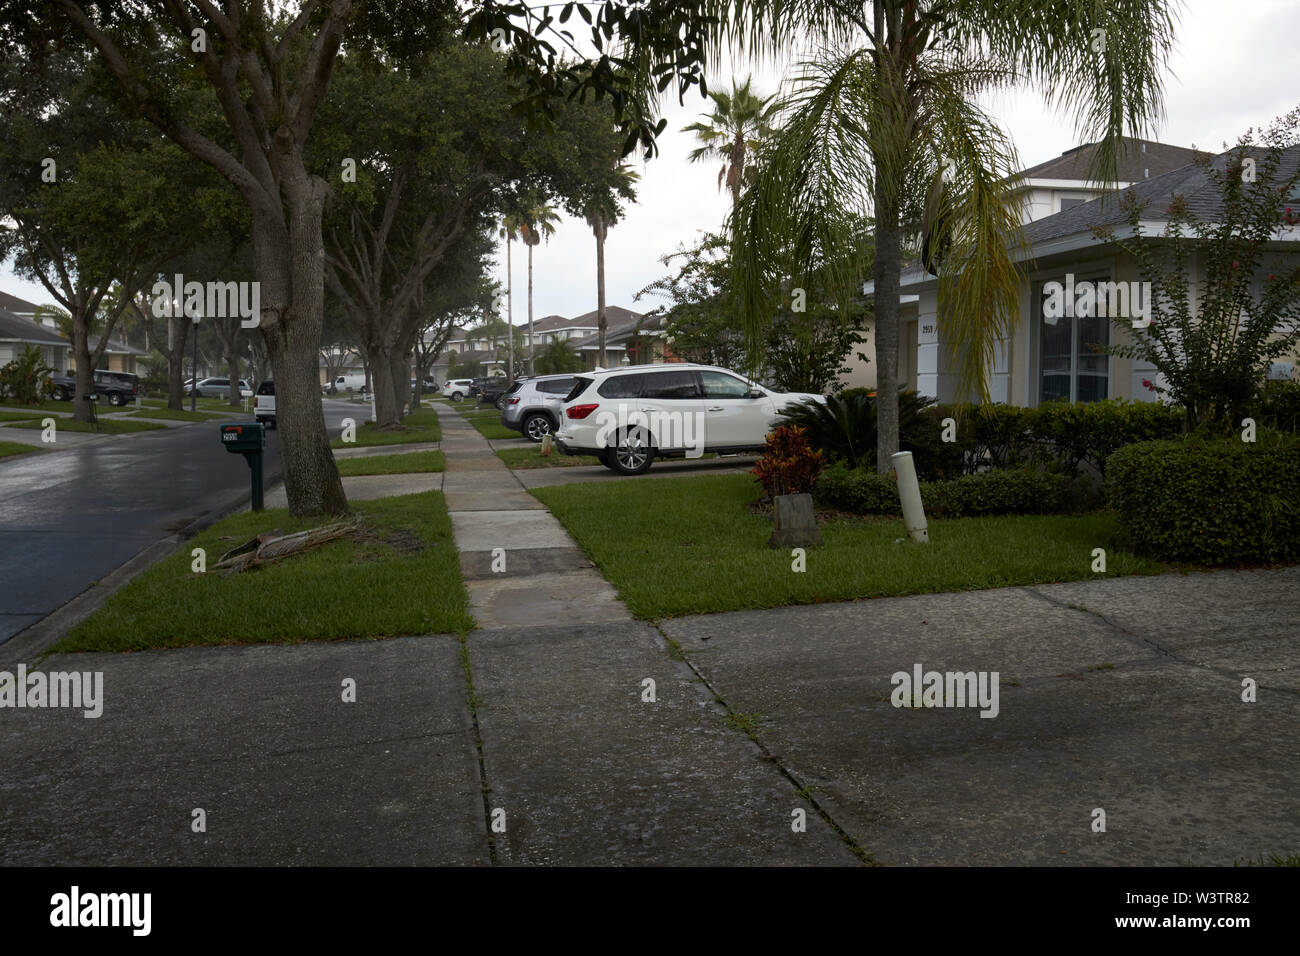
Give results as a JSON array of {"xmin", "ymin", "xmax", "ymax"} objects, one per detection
[{"xmin": 891, "ymin": 451, "xmax": 929, "ymax": 544}]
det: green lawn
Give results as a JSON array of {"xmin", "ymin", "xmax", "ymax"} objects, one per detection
[
  {"xmin": 497, "ymin": 446, "xmax": 603, "ymax": 469},
  {"xmin": 460, "ymin": 406, "xmax": 517, "ymax": 440},
  {"xmin": 124, "ymin": 407, "xmax": 229, "ymax": 422},
  {"xmin": 532, "ymin": 473, "xmax": 1168, "ymax": 618},
  {"xmin": 0, "ymin": 398, "xmax": 74, "ymax": 414},
  {"xmin": 7, "ymin": 416, "xmax": 165, "ymax": 435},
  {"xmin": 0, "ymin": 441, "xmax": 40, "ymax": 460},
  {"xmin": 335, "ymin": 450, "xmax": 445, "ymax": 476},
  {"xmin": 55, "ymin": 491, "xmax": 473, "ymax": 652},
  {"xmin": 0, "ymin": 409, "xmax": 45, "ymax": 421},
  {"xmin": 330, "ymin": 407, "xmax": 442, "ymax": 447}
]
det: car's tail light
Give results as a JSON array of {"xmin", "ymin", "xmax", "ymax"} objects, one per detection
[
  {"xmin": 506, "ymin": 397, "xmax": 520, "ymax": 405},
  {"xmin": 566, "ymin": 403, "xmax": 599, "ymax": 420}
]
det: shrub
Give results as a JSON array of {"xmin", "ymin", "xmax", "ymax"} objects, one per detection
[
  {"xmin": 751, "ymin": 424, "xmax": 825, "ymax": 499},
  {"xmin": 1105, "ymin": 433, "xmax": 1300, "ymax": 565},
  {"xmin": 779, "ymin": 389, "xmax": 936, "ymax": 471},
  {"xmin": 815, "ymin": 462, "xmax": 1082, "ymax": 518},
  {"xmin": 0, "ymin": 345, "xmax": 54, "ymax": 405},
  {"xmin": 1254, "ymin": 379, "xmax": 1300, "ymax": 433},
  {"xmin": 1023, "ymin": 399, "xmax": 1184, "ymax": 476}
]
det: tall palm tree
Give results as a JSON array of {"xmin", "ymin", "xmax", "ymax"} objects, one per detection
[
  {"xmin": 682, "ymin": 75, "xmax": 776, "ymax": 208},
  {"xmin": 583, "ymin": 164, "xmax": 640, "ymax": 368},
  {"xmin": 709, "ymin": 0, "xmax": 1176, "ymax": 471},
  {"xmin": 499, "ymin": 215, "xmax": 523, "ymax": 379},
  {"xmin": 519, "ymin": 200, "xmax": 561, "ymax": 375}
]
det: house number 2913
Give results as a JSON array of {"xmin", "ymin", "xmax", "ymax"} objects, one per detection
[{"xmin": 921, "ymin": 324, "xmax": 935, "ymax": 336}]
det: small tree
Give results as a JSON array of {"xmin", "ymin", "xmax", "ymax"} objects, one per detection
[
  {"xmin": 1098, "ymin": 125, "xmax": 1300, "ymax": 432},
  {"xmin": 0, "ymin": 345, "xmax": 53, "ymax": 404},
  {"xmin": 535, "ymin": 338, "xmax": 584, "ymax": 375}
]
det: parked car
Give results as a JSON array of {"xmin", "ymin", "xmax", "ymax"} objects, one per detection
[
  {"xmin": 92, "ymin": 369, "xmax": 141, "ymax": 406},
  {"xmin": 477, "ymin": 376, "xmax": 515, "ymax": 407},
  {"xmin": 500, "ymin": 374, "xmax": 577, "ymax": 441},
  {"xmin": 45, "ymin": 371, "xmax": 77, "ymax": 401},
  {"xmin": 554, "ymin": 363, "xmax": 825, "ymax": 475},
  {"xmin": 189, "ymin": 376, "xmax": 252, "ymax": 399},
  {"xmin": 441, "ymin": 378, "xmax": 474, "ymax": 401},
  {"xmin": 410, "ymin": 378, "xmax": 439, "ymax": 395},
  {"xmin": 254, "ymin": 379, "xmax": 276, "ymax": 428}
]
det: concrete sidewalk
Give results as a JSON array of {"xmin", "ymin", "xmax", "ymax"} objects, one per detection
[
  {"xmin": 434, "ymin": 403, "xmax": 631, "ymax": 629},
  {"xmin": 2, "ymin": 568, "xmax": 1295, "ymax": 865}
]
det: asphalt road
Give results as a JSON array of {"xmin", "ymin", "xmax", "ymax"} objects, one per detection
[{"xmin": 0, "ymin": 398, "xmax": 358, "ymax": 644}]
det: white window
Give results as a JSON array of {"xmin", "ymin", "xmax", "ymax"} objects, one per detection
[{"xmin": 1036, "ymin": 278, "xmax": 1111, "ymax": 404}]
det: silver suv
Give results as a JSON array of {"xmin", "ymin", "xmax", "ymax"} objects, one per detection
[{"xmin": 500, "ymin": 374, "xmax": 579, "ymax": 442}]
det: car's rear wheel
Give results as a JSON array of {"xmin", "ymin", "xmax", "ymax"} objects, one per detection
[
  {"xmin": 107, "ymin": 392, "xmax": 124, "ymax": 406},
  {"xmin": 609, "ymin": 428, "xmax": 654, "ymax": 476},
  {"xmin": 56, "ymin": 387, "xmax": 70, "ymax": 401},
  {"xmin": 451, "ymin": 391, "xmax": 463, "ymax": 402},
  {"xmin": 523, "ymin": 413, "xmax": 552, "ymax": 442}
]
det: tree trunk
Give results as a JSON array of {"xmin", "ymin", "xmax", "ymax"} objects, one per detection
[
  {"xmin": 595, "ymin": 216, "xmax": 607, "ymax": 368},
  {"xmin": 226, "ymin": 326, "xmax": 242, "ymax": 408},
  {"xmin": 71, "ymin": 317, "xmax": 95, "ymax": 424},
  {"xmin": 254, "ymin": 175, "xmax": 347, "ymax": 517},
  {"xmin": 527, "ymin": 244, "xmax": 536, "ymax": 376},
  {"xmin": 874, "ymin": 192, "xmax": 902, "ymax": 473},
  {"xmin": 165, "ymin": 314, "xmax": 189, "ymax": 410},
  {"xmin": 367, "ymin": 342, "xmax": 398, "ymax": 427},
  {"xmin": 505, "ymin": 236, "xmax": 514, "ymax": 381},
  {"xmin": 389, "ymin": 350, "xmax": 408, "ymax": 421}
]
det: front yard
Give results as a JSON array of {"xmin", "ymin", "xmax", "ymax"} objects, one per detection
[
  {"xmin": 329, "ymin": 407, "xmax": 442, "ymax": 447},
  {"xmin": 532, "ymin": 473, "xmax": 1168, "ymax": 618},
  {"xmin": 55, "ymin": 490, "xmax": 472, "ymax": 652}
]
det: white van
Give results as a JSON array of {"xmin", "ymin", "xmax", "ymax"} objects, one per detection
[
  {"xmin": 254, "ymin": 379, "xmax": 276, "ymax": 428},
  {"xmin": 327, "ymin": 373, "xmax": 368, "ymax": 393}
]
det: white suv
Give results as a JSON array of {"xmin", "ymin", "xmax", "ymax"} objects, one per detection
[
  {"xmin": 555, "ymin": 363, "xmax": 825, "ymax": 475},
  {"xmin": 441, "ymin": 378, "xmax": 474, "ymax": 401}
]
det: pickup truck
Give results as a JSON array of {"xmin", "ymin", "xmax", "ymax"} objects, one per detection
[{"xmin": 254, "ymin": 379, "xmax": 276, "ymax": 428}]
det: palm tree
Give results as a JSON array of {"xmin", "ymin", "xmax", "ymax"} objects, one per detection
[
  {"xmin": 499, "ymin": 214, "xmax": 524, "ymax": 380},
  {"xmin": 583, "ymin": 164, "xmax": 640, "ymax": 368},
  {"xmin": 709, "ymin": 0, "xmax": 1176, "ymax": 471},
  {"xmin": 518, "ymin": 199, "xmax": 561, "ymax": 375},
  {"xmin": 682, "ymin": 75, "xmax": 776, "ymax": 208}
]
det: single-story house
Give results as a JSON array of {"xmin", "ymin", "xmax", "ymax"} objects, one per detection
[
  {"xmin": 0, "ymin": 303, "xmax": 71, "ymax": 372},
  {"xmin": 858, "ymin": 138, "xmax": 1300, "ymax": 403}
]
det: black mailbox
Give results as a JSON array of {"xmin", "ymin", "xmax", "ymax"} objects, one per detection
[{"xmin": 220, "ymin": 421, "xmax": 266, "ymax": 510}]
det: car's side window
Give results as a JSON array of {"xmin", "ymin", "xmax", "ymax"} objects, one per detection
[
  {"xmin": 641, "ymin": 370, "xmax": 700, "ymax": 400},
  {"xmin": 597, "ymin": 375, "xmax": 643, "ymax": 399},
  {"xmin": 699, "ymin": 371, "xmax": 752, "ymax": 399},
  {"xmin": 538, "ymin": 379, "xmax": 573, "ymax": 395}
]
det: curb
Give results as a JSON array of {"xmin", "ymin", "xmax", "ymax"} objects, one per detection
[{"xmin": 0, "ymin": 464, "xmax": 285, "ymax": 667}]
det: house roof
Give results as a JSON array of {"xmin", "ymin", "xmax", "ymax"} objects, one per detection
[
  {"xmin": 530, "ymin": 314, "xmax": 572, "ymax": 333},
  {"xmin": 1015, "ymin": 137, "xmax": 1209, "ymax": 185},
  {"xmin": 1020, "ymin": 144, "xmax": 1300, "ymax": 247},
  {"xmin": 0, "ymin": 290, "xmax": 42, "ymax": 318},
  {"xmin": 0, "ymin": 306, "xmax": 69, "ymax": 346},
  {"xmin": 569, "ymin": 311, "xmax": 665, "ymax": 351}
]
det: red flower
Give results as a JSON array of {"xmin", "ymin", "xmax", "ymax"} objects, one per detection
[
  {"xmin": 1231, "ymin": 260, "xmax": 1240, "ymax": 269},
  {"xmin": 1141, "ymin": 378, "xmax": 1157, "ymax": 392}
]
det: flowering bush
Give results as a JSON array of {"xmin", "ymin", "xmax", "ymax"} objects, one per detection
[{"xmin": 751, "ymin": 424, "xmax": 825, "ymax": 499}]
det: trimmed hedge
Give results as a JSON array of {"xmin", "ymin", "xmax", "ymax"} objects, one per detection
[
  {"xmin": 1253, "ymin": 379, "xmax": 1300, "ymax": 433},
  {"xmin": 815, "ymin": 462, "xmax": 1090, "ymax": 518},
  {"xmin": 928, "ymin": 399, "xmax": 1185, "ymax": 477},
  {"xmin": 1106, "ymin": 433, "xmax": 1300, "ymax": 565}
]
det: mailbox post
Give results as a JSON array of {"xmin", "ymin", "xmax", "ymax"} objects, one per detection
[{"xmin": 220, "ymin": 421, "xmax": 266, "ymax": 511}]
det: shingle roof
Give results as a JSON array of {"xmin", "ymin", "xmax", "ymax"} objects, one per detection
[
  {"xmin": 0, "ymin": 290, "xmax": 42, "ymax": 317},
  {"xmin": 1020, "ymin": 144, "xmax": 1300, "ymax": 247},
  {"xmin": 530, "ymin": 314, "xmax": 572, "ymax": 333},
  {"xmin": 0, "ymin": 306, "xmax": 69, "ymax": 345},
  {"xmin": 1016, "ymin": 137, "xmax": 1209, "ymax": 184}
]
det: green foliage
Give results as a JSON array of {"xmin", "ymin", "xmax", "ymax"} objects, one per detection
[
  {"xmin": 0, "ymin": 345, "xmax": 53, "ymax": 405},
  {"xmin": 779, "ymin": 390, "xmax": 937, "ymax": 471},
  {"xmin": 815, "ymin": 462, "xmax": 1087, "ymax": 519},
  {"xmin": 1106, "ymin": 433, "xmax": 1300, "ymax": 565},
  {"xmin": 639, "ymin": 231, "xmax": 867, "ymax": 393},
  {"xmin": 138, "ymin": 348, "xmax": 169, "ymax": 394},
  {"xmin": 1016, "ymin": 399, "xmax": 1185, "ymax": 476},
  {"xmin": 1098, "ymin": 117, "xmax": 1300, "ymax": 432},
  {"xmin": 751, "ymin": 424, "xmax": 825, "ymax": 499},
  {"xmin": 535, "ymin": 338, "xmax": 584, "ymax": 375},
  {"xmin": 1252, "ymin": 378, "xmax": 1300, "ymax": 432}
]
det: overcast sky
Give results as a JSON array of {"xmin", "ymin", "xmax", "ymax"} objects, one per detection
[{"xmin": 5, "ymin": 0, "xmax": 1299, "ymax": 326}]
